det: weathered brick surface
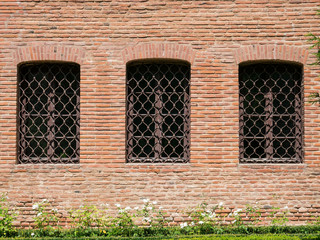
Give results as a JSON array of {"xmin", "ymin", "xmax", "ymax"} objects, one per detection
[{"xmin": 0, "ymin": 0, "xmax": 320, "ymax": 226}]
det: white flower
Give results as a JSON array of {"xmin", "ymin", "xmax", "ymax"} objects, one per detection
[
  {"xmin": 233, "ymin": 208, "xmax": 242, "ymax": 216},
  {"xmin": 42, "ymin": 199, "xmax": 47, "ymax": 203},
  {"xmin": 180, "ymin": 222, "xmax": 188, "ymax": 228},
  {"xmin": 284, "ymin": 206, "xmax": 289, "ymax": 210},
  {"xmin": 125, "ymin": 206, "xmax": 131, "ymax": 211},
  {"xmin": 115, "ymin": 203, "xmax": 121, "ymax": 208},
  {"xmin": 218, "ymin": 202, "xmax": 224, "ymax": 208},
  {"xmin": 198, "ymin": 221, "xmax": 204, "ymax": 224},
  {"xmin": 143, "ymin": 217, "xmax": 151, "ymax": 222},
  {"xmin": 147, "ymin": 206, "xmax": 153, "ymax": 211},
  {"xmin": 52, "ymin": 208, "xmax": 58, "ymax": 213},
  {"xmin": 235, "ymin": 208, "xmax": 242, "ymax": 213},
  {"xmin": 159, "ymin": 206, "xmax": 163, "ymax": 210},
  {"xmin": 206, "ymin": 210, "xmax": 211, "ymax": 213},
  {"xmin": 201, "ymin": 212, "xmax": 206, "ymax": 216},
  {"xmin": 134, "ymin": 206, "xmax": 139, "ymax": 210},
  {"xmin": 32, "ymin": 204, "xmax": 39, "ymax": 210},
  {"xmin": 191, "ymin": 221, "xmax": 195, "ymax": 226},
  {"xmin": 37, "ymin": 212, "xmax": 42, "ymax": 217},
  {"xmin": 143, "ymin": 198, "xmax": 150, "ymax": 203},
  {"xmin": 153, "ymin": 201, "xmax": 157, "ymax": 205},
  {"xmin": 31, "ymin": 232, "xmax": 35, "ymax": 237},
  {"xmin": 232, "ymin": 220, "xmax": 236, "ymax": 224}
]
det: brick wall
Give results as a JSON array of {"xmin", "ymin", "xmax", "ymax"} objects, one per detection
[{"xmin": 0, "ymin": 0, "xmax": 319, "ymax": 226}]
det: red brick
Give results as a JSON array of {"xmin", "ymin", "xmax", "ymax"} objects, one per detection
[{"xmin": 0, "ymin": 0, "xmax": 319, "ymax": 227}]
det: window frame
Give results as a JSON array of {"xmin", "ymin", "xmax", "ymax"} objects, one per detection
[
  {"xmin": 126, "ymin": 60, "xmax": 191, "ymax": 163},
  {"xmin": 17, "ymin": 61, "xmax": 80, "ymax": 164},
  {"xmin": 239, "ymin": 61, "xmax": 303, "ymax": 164}
]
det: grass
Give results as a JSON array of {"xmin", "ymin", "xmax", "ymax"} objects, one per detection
[{"xmin": 1, "ymin": 234, "xmax": 320, "ymax": 240}]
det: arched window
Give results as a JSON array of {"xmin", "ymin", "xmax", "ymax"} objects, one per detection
[
  {"xmin": 18, "ymin": 62, "xmax": 80, "ymax": 164},
  {"xmin": 239, "ymin": 62, "xmax": 303, "ymax": 163},
  {"xmin": 126, "ymin": 61, "xmax": 190, "ymax": 163}
]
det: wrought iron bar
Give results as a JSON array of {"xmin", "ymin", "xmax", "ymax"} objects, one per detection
[
  {"xmin": 18, "ymin": 62, "xmax": 80, "ymax": 164},
  {"xmin": 126, "ymin": 62, "xmax": 190, "ymax": 163},
  {"xmin": 239, "ymin": 63, "xmax": 303, "ymax": 163}
]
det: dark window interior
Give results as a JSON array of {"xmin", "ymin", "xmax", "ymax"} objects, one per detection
[
  {"xmin": 18, "ymin": 62, "xmax": 80, "ymax": 164},
  {"xmin": 126, "ymin": 62, "xmax": 190, "ymax": 163},
  {"xmin": 239, "ymin": 63, "xmax": 303, "ymax": 163}
]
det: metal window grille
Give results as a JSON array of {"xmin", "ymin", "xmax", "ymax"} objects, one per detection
[
  {"xmin": 126, "ymin": 62, "xmax": 190, "ymax": 163},
  {"xmin": 18, "ymin": 62, "xmax": 80, "ymax": 164},
  {"xmin": 239, "ymin": 63, "xmax": 303, "ymax": 163}
]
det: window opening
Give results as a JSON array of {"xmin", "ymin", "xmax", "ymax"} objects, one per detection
[
  {"xmin": 126, "ymin": 62, "xmax": 190, "ymax": 163},
  {"xmin": 18, "ymin": 62, "xmax": 80, "ymax": 164},
  {"xmin": 239, "ymin": 63, "xmax": 303, "ymax": 163}
]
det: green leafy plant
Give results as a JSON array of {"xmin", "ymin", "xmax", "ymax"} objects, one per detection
[
  {"xmin": 230, "ymin": 208, "xmax": 244, "ymax": 226},
  {"xmin": 1, "ymin": 194, "xmax": 320, "ymax": 238},
  {"xmin": 309, "ymin": 215, "xmax": 320, "ymax": 226},
  {"xmin": 32, "ymin": 199, "xmax": 61, "ymax": 231},
  {"xmin": 112, "ymin": 204, "xmax": 136, "ymax": 229},
  {"xmin": 269, "ymin": 206, "xmax": 289, "ymax": 226},
  {"xmin": 0, "ymin": 193, "xmax": 17, "ymax": 236},
  {"xmin": 68, "ymin": 203, "xmax": 109, "ymax": 229},
  {"xmin": 137, "ymin": 199, "xmax": 168, "ymax": 228},
  {"xmin": 187, "ymin": 202, "xmax": 224, "ymax": 227},
  {"xmin": 307, "ymin": 9, "xmax": 320, "ymax": 104},
  {"xmin": 245, "ymin": 204, "xmax": 262, "ymax": 226},
  {"xmin": 106, "ymin": 204, "xmax": 138, "ymax": 237}
]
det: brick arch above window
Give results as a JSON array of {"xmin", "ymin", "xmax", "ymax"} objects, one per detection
[
  {"xmin": 234, "ymin": 44, "xmax": 309, "ymax": 65},
  {"xmin": 13, "ymin": 45, "xmax": 85, "ymax": 65},
  {"xmin": 122, "ymin": 43, "xmax": 195, "ymax": 64}
]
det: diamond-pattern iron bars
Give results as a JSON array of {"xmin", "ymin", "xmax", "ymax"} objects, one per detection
[
  {"xmin": 126, "ymin": 62, "xmax": 190, "ymax": 163},
  {"xmin": 18, "ymin": 62, "xmax": 80, "ymax": 164},
  {"xmin": 239, "ymin": 63, "xmax": 303, "ymax": 163}
]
